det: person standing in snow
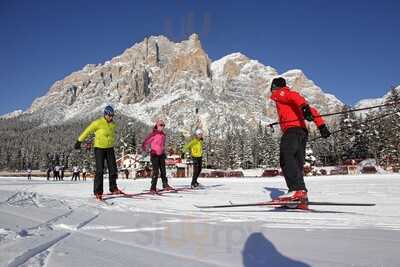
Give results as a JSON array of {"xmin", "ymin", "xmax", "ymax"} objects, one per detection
[
  {"xmin": 74, "ymin": 105, "xmax": 123, "ymax": 200},
  {"xmin": 270, "ymin": 77, "xmax": 331, "ymax": 209},
  {"xmin": 27, "ymin": 167, "xmax": 32, "ymax": 180},
  {"xmin": 71, "ymin": 166, "xmax": 80, "ymax": 181},
  {"xmin": 82, "ymin": 167, "xmax": 87, "ymax": 181},
  {"xmin": 46, "ymin": 166, "xmax": 52, "ymax": 181},
  {"xmin": 183, "ymin": 129, "xmax": 204, "ymax": 188},
  {"xmin": 142, "ymin": 119, "xmax": 174, "ymax": 193},
  {"xmin": 60, "ymin": 165, "xmax": 65, "ymax": 181},
  {"xmin": 53, "ymin": 165, "xmax": 60, "ymax": 181}
]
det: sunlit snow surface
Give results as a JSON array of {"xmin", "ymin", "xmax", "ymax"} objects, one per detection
[{"xmin": 1, "ymin": 174, "xmax": 399, "ymax": 266}]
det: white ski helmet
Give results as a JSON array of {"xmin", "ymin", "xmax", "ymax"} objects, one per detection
[{"xmin": 195, "ymin": 129, "xmax": 203, "ymax": 136}]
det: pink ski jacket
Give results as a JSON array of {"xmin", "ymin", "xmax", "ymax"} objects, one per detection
[{"xmin": 142, "ymin": 128, "xmax": 166, "ymax": 156}]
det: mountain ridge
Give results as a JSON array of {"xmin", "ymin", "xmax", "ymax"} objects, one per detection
[{"xmin": 2, "ymin": 34, "xmax": 354, "ymax": 134}]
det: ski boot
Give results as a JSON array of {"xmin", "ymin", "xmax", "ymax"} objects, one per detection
[
  {"xmin": 149, "ymin": 188, "xmax": 158, "ymax": 194},
  {"xmin": 276, "ymin": 190, "xmax": 309, "ymax": 210},
  {"xmin": 162, "ymin": 184, "xmax": 175, "ymax": 191},
  {"xmin": 191, "ymin": 181, "xmax": 201, "ymax": 189},
  {"xmin": 111, "ymin": 188, "xmax": 125, "ymax": 195}
]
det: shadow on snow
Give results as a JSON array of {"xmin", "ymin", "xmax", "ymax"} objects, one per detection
[{"xmin": 242, "ymin": 232, "xmax": 310, "ymax": 267}]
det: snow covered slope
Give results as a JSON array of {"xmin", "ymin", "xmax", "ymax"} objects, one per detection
[
  {"xmin": 0, "ymin": 110, "xmax": 23, "ymax": 120},
  {"xmin": 1, "ymin": 174, "xmax": 399, "ymax": 266},
  {"xmin": 355, "ymin": 85, "xmax": 400, "ymax": 110}
]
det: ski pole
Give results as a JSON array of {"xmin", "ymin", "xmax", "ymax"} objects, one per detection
[
  {"xmin": 268, "ymin": 100, "xmax": 399, "ymax": 129},
  {"xmin": 309, "ymin": 109, "xmax": 400, "ymax": 142}
]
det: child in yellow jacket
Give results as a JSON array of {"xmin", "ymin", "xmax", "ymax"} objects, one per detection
[{"xmin": 183, "ymin": 129, "xmax": 204, "ymax": 188}]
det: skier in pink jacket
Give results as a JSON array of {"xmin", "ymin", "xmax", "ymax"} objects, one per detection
[{"xmin": 142, "ymin": 119, "xmax": 174, "ymax": 193}]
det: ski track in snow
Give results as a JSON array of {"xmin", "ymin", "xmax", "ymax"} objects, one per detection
[
  {"xmin": 1, "ymin": 175, "xmax": 400, "ymax": 266},
  {"xmin": 0, "ymin": 184, "xmax": 105, "ymax": 266},
  {"xmin": 7, "ymin": 233, "xmax": 71, "ymax": 267}
]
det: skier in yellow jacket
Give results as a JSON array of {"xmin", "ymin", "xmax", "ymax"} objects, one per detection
[
  {"xmin": 183, "ymin": 129, "xmax": 204, "ymax": 188},
  {"xmin": 74, "ymin": 105, "xmax": 123, "ymax": 200}
]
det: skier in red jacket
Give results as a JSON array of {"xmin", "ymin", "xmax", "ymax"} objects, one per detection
[{"xmin": 270, "ymin": 77, "xmax": 331, "ymax": 209}]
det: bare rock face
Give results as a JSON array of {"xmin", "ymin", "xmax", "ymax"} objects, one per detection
[{"xmin": 26, "ymin": 34, "xmax": 344, "ymax": 134}]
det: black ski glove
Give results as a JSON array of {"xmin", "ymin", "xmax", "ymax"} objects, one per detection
[
  {"xmin": 74, "ymin": 141, "xmax": 81, "ymax": 150},
  {"xmin": 318, "ymin": 124, "xmax": 331, "ymax": 138},
  {"xmin": 301, "ymin": 105, "xmax": 314, "ymax": 122}
]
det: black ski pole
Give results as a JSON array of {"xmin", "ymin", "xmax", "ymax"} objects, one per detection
[
  {"xmin": 268, "ymin": 100, "xmax": 399, "ymax": 129},
  {"xmin": 309, "ymin": 109, "xmax": 400, "ymax": 142}
]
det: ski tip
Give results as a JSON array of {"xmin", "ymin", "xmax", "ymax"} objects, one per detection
[{"xmin": 194, "ymin": 204, "xmax": 210, "ymax": 209}]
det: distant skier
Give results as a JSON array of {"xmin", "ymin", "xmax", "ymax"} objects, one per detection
[
  {"xmin": 82, "ymin": 167, "xmax": 87, "ymax": 181},
  {"xmin": 270, "ymin": 77, "xmax": 331, "ymax": 209},
  {"xmin": 74, "ymin": 105, "xmax": 123, "ymax": 200},
  {"xmin": 142, "ymin": 119, "xmax": 174, "ymax": 193},
  {"xmin": 60, "ymin": 166, "xmax": 65, "ymax": 181},
  {"xmin": 183, "ymin": 129, "xmax": 204, "ymax": 188},
  {"xmin": 72, "ymin": 166, "xmax": 80, "ymax": 181},
  {"xmin": 53, "ymin": 165, "xmax": 60, "ymax": 181},
  {"xmin": 27, "ymin": 167, "xmax": 32, "ymax": 180},
  {"xmin": 46, "ymin": 166, "xmax": 52, "ymax": 181}
]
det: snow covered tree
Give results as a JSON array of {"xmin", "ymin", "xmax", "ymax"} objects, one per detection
[
  {"xmin": 363, "ymin": 110, "xmax": 383, "ymax": 163},
  {"xmin": 223, "ymin": 130, "xmax": 240, "ymax": 169},
  {"xmin": 331, "ymin": 105, "xmax": 364, "ymax": 163},
  {"xmin": 304, "ymin": 146, "xmax": 317, "ymax": 174},
  {"xmin": 377, "ymin": 87, "xmax": 400, "ymax": 167},
  {"xmin": 252, "ymin": 122, "xmax": 266, "ymax": 167},
  {"xmin": 117, "ymin": 120, "xmax": 137, "ymax": 156},
  {"xmin": 239, "ymin": 129, "xmax": 253, "ymax": 169},
  {"xmin": 263, "ymin": 128, "xmax": 279, "ymax": 168}
]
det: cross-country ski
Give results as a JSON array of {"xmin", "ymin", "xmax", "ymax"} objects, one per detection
[{"xmin": 194, "ymin": 200, "xmax": 376, "ymax": 209}]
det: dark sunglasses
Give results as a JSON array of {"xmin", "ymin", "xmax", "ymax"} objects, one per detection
[{"xmin": 158, "ymin": 124, "xmax": 165, "ymax": 127}]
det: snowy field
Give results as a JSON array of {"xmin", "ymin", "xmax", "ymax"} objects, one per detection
[{"xmin": 1, "ymin": 174, "xmax": 400, "ymax": 267}]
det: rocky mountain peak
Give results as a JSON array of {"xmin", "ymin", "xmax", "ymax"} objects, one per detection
[{"xmin": 23, "ymin": 34, "xmax": 345, "ymax": 134}]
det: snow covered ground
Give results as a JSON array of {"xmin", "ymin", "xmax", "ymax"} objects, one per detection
[{"xmin": 1, "ymin": 174, "xmax": 400, "ymax": 266}]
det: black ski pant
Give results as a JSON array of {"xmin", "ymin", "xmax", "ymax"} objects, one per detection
[
  {"xmin": 279, "ymin": 127, "xmax": 308, "ymax": 192},
  {"xmin": 72, "ymin": 172, "xmax": 79, "ymax": 181},
  {"xmin": 150, "ymin": 154, "xmax": 168, "ymax": 189},
  {"xmin": 94, "ymin": 147, "xmax": 118, "ymax": 195},
  {"xmin": 192, "ymin": 157, "xmax": 202, "ymax": 185}
]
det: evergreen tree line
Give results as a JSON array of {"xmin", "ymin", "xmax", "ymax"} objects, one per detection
[
  {"xmin": 0, "ymin": 114, "xmax": 281, "ymax": 171},
  {"xmin": 310, "ymin": 87, "xmax": 400, "ymax": 168},
  {"xmin": 0, "ymin": 88, "xmax": 398, "ymax": 171}
]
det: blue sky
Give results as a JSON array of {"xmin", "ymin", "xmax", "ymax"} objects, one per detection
[{"xmin": 1, "ymin": 0, "xmax": 399, "ymax": 115}]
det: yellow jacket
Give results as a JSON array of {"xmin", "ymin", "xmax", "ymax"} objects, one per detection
[
  {"xmin": 183, "ymin": 138, "xmax": 203, "ymax": 157},
  {"xmin": 78, "ymin": 117, "xmax": 116, "ymax": 148}
]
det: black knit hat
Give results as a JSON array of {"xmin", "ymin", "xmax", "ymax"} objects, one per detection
[{"xmin": 270, "ymin": 77, "xmax": 286, "ymax": 91}]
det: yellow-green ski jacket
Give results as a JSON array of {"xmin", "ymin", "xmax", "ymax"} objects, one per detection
[
  {"xmin": 78, "ymin": 117, "xmax": 116, "ymax": 149},
  {"xmin": 183, "ymin": 138, "xmax": 203, "ymax": 157}
]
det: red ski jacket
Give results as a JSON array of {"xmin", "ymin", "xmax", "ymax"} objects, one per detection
[{"xmin": 270, "ymin": 86, "xmax": 325, "ymax": 133}]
